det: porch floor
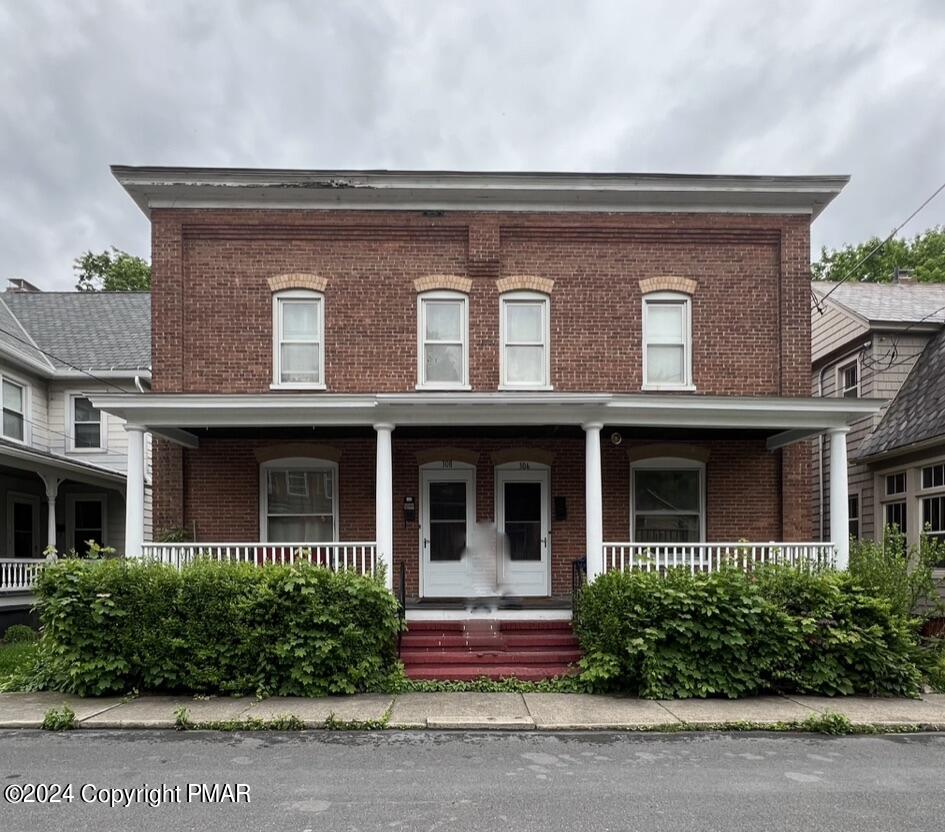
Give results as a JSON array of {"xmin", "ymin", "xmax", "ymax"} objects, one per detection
[{"xmin": 406, "ymin": 596, "xmax": 571, "ymax": 611}]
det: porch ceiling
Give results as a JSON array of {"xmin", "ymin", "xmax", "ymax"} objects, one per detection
[
  {"xmin": 89, "ymin": 391, "xmax": 884, "ymax": 451},
  {"xmin": 0, "ymin": 441, "xmax": 126, "ymax": 490}
]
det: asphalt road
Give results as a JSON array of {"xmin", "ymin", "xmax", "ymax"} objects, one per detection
[{"xmin": 1, "ymin": 730, "xmax": 944, "ymax": 832}]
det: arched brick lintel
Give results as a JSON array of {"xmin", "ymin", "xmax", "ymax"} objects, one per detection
[
  {"xmin": 254, "ymin": 444, "xmax": 342, "ymax": 463},
  {"xmin": 268, "ymin": 273, "xmax": 328, "ymax": 292},
  {"xmin": 638, "ymin": 276, "xmax": 698, "ymax": 295}
]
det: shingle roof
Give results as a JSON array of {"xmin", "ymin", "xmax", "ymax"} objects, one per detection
[
  {"xmin": 858, "ymin": 326, "xmax": 945, "ymax": 459},
  {"xmin": 813, "ymin": 281, "xmax": 945, "ymax": 325},
  {"xmin": 0, "ymin": 298, "xmax": 52, "ymax": 370},
  {"xmin": 1, "ymin": 292, "xmax": 150, "ymax": 372}
]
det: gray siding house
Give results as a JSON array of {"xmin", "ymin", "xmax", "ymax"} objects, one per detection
[
  {"xmin": 0, "ymin": 284, "xmax": 151, "ymax": 612},
  {"xmin": 811, "ymin": 276, "xmax": 945, "ymax": 550}
]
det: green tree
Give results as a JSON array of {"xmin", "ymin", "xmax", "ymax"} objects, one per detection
[
  {"xmin": 811, "ymin": 226, "xmax": 945, "ymax": 283},
  {"xmin": 74, "ymin": 247, "xmax": 151, "ymax": 292}
]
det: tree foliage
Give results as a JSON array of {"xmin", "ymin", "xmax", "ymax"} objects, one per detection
[
  {"xmin": 811, "ymin": 226, "xmax": 945, "ymax": 283},
  {"xmin": 73, "ymin": 247, "xmax": 151, "ymax": 292}
]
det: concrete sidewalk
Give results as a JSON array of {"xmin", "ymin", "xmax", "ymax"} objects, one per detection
[{"xmin": 5, "ymin": 691, "xmax": 945, "ymax": 731}]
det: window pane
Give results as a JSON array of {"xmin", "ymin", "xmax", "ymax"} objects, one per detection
[
  {"xmin": 74, "ymin": 500, "xmax": 103, "ymax": 529},
  {"xmin": 635, "ymin": 469, "xmax": 700, "ymax": 512},
  {"xmin": 74, "ymin": 396, "xmax": 99, "ymax": 423},
  {"xmin": 281, "ymin": 300, "xmax": 318, "ymax": 341},
  {"xmin": 506, "ymin": 302, "xmax": 542, "ymax": 343},
  {"xmin": 429, "ymin": 522, "xmax": 466, "ymax": 561},
  {"xmin": 425, "ymin": 343, "xmax": 462, "ymax": 383},
  {"xmin": 634, "ymin": 514, "xmax": 700, "ymax": 543},
  {"xmin": 74, "ymin": 423, "xmax": 101, "ymax": 448},
  {"xmin": 647, "ymin": 304, "xmax": 683, "ymax": 342},
  {"xmin": 506, "ymin": 345, "xmax": 544, "ymax": 384},
  {"xmin": 924, "ymin": 496, "xmax": 945, "ymax": 533},
  {"xmin": 646, "ymin": 345, "xmax": 684, "ymax": 384},
  {"xmin": 885, "ymin": 501, "xmax": 907, "ymax": 532},
  {"xmin": 424, "ymin": 301, "xmax": 462, "ymax": 341},
  {"xmin": 885, "ymin": 473, "xmax": 906, "ymax": 495},
  {"xmin": 3, "ymin": 380, "xmax": 22, "ymax": 412},
  {"xmin": 3, "ymin": 410, "xmax": 23, "ymax": 441},
  {"xmin": 267, "ymin": 515, "xmax": 334, "ymax": 543},
  {"xmin": 429, "ymin": 481, "xmax": 466, "ymax": 522},
  {"xmin": 281, "ymin": 343, "xmax": 319, "ymax": 383},
  {"xmin": 268, "ymin": 470, "xmax": 333, "ymax": 515},
  {"xmin": 505, "ymin": 482, "xmax": 542, "ymax": 562}
]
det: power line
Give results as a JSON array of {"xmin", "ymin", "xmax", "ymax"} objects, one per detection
[
  {"xmin": 862, "ymin": 301, "xmax": 945, "ymax": 373},
  {"xmin": 813, "ymin": 179, "xmax": 945, "ymax": 312}
]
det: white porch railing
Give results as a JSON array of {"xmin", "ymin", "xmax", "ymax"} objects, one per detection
[
  {"xmin": 140, "ymin": 542, "xmax": 378, "ymax": 576},
  {"xmin": 602, "ymin": 542, "xmax": 837, "ymax": 574},
  {"xmin": 0, "ymin": 558, "xmax": 44, "ymax": 593}
]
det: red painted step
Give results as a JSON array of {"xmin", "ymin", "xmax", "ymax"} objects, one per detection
[{"xmin": 400, "ymin": 619, "xmax": 582, "ymax": 681}]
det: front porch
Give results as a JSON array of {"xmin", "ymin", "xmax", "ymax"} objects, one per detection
[{"xmin": 91, "ymin": 390, "xmax": 881, "ymax": 610}]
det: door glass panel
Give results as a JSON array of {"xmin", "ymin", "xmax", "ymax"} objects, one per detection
[
  {"xmin": 505, "ymin": 481, "xmax": 541, "ymax": 561},
  {"xmin": 73, "ymin": 499, "xmax": 104, "ymax": 554},
  {"xmin": 429, "ymin": 481, "xmax": 466, "ymax": 561},
  {"xmin": 12, "ymin": 501, "xmax": 32, "ymax": 556}
]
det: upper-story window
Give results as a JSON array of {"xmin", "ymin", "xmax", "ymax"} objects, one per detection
[
  {"xmin": 500, "ymin": 292, "xmax": 550, "ymax": 389},
  {"xmin": 837, "ymin": 360, "xmax": 859, "ymax": 398},
  {"xmin": 1, "ymin": 377, "xmax": 25, "ymax": 443},
  {"xmin": 272, "ymin": 290, "xmax": 325, "ymax": 389},
  {"xmin": 642, "ymin": 292, "xmax": 692, "ymax": 390},
  {"xmin": 417, "ymin": 291, "xmax": 469, "ymax": 389},
  {"xmin": 71, "ymin": 395, "xmax": 104, "ymax": 450}
]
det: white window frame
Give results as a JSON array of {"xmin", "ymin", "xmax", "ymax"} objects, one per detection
[
  {"xmin": 836, "ymin": 358, "xmax": 860, "ymax": 399},
  {"xmin": 641, "ymin": 292, "xmax": 694, "ymax": 391},
  {"xmin": 848, "ymin": 492, "xmax": 860, "ymax": 540},
  {"xmin": 66, "ymin": 493, "xmax": 108, "ymax": 554},
  {"xmin": 271, "ymin": 289, "xmax": 326, "ymax": 390},
  {"xmin": 416, "ymin": 291, "xmax": 470, "ymax": 390},
  {"xmin": 629, "ymin": 457, "xmax": 706, "ymax": 543},
  {"xmin": 0, "ymin": 372, "xmax": 29, "ymax": 445},
  {"xmin": 499, "ymin": 291, "xmax": 551, "ymax": 390},
  {"xmin": 259, "ymin": 457, "xmax": 339, "ymax": 542},
  {"xmin": 920, "ymin": 458, "xmax": 945, "ymax": 545},
  {"xmin": 65, "ymin": 391, "xmax": 107, "ymax": 452}
]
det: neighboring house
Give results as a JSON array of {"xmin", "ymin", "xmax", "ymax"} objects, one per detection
[
  {"xmin": 811, "ymin": 276, "xmax": 945, "ymax": 550},
  {"xmin": 0, "ymin": 283, "xmax": 151, "ymax": 619},
  {"xmin": 93, "ymin": 164, "xmax": 880, "ymax": 629}
]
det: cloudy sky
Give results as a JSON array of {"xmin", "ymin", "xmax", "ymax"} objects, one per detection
[{"xmin": 2, "ymin": 0, "xmax": 944, "ymax": 290}]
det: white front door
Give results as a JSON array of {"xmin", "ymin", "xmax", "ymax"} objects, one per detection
[
  {"xmin": 420, "ymin": 462, "xmax": 475, "ymax": 597},
  {"xmin": 496, "ymin": 463, "xmax": 550, "ymax": 596}
]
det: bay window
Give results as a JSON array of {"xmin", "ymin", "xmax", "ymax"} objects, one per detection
[{"xmin": 500, "ymin": 292, "xmax": 550, "ymax": 388}]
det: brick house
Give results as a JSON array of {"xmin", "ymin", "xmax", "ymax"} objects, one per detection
[{"xmin": 95, "ymin": 167, "xmax": 879, "ymax": 628}]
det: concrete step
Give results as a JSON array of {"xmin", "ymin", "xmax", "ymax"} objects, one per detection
[{"xmin": 400, "ymin": 649, "xmax": 583, "ymax": 666}]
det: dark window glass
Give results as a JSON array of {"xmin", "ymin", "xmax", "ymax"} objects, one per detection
[
  {"xmin": 885, "ymin": 501, "xmax": 907, "ymax": 533},
  {"xmin": 849, "ymin": 494, "xmax": 860, "ymax": 540},
  {"xmin": 633, "ymin": 468, "xmax": 701, "ymax": 543},
  {"xmin": 839, "ymin": 362, "xmax": 858, "ymax": 398},
  {"xmin": 73, "ymin": 499, "xmax": 104, "ymax": 554},
  {"xmin": 504, "ymin": 482, "xmax": 541, "ymax": 561},
  {"xmin": 428, "ymin": 481, "xmax": 466, "ymax": 561},
  {"xmin": 923, "ymin": 495, "xmax": 945, "ymax": 539},
  {"xmin": 885, "ymin": 473, "xmax": 906, "ymax": 496},
  {"xmin": 12, "ymin": 501, "xmax": 32, "ymax": 556},
  {"xmin": 922, "ymin": 464, "xmax": 945, "ymax": 490}
]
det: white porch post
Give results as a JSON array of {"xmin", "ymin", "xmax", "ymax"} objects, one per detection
[
  {"xmin": 38, "ymin": 472, "xmax": 62, "ymax": 554},
  {"xmin": 374, "ymin": 423, "xmax": 394, "ymax": 590},
  {"xmin": 125, "ymin": 425, "xmax": 146, "ymax": 559},
  {"xmin": 828, "ymin": 427, "xmax": 850, "ymax": 570},
  {"xmin": 584, "ymin": 422, "xmax": 604, "ymax": 580}
]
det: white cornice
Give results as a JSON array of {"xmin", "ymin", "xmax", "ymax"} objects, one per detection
[{"xmin": 111, "ymin": 166, "xmax": 849, "ymax": 220}]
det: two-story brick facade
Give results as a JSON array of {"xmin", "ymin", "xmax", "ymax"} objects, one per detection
[{"xmin": 96, "ymin": 168, "xmax": 878, "ymax": 619}]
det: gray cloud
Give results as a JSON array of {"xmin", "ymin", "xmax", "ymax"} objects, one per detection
[{"xmin": 1, "ymin": 0, "xmax": 943, "ymax": 289}]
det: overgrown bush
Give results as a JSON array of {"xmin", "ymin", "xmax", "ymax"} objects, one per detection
[
  {"xmin": 2, "ymin": 624, "xmax": 38, "ymax": 644},
  {"xmin": 32, "ymin": 559, "xmax": 401, "ymax": 697},
  {"xmin": 574, "ymin": 566, "xmax": 925, "ymax": 699}
]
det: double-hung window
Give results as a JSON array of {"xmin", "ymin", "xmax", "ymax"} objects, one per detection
[
  {"xmin": 418, "ymin": 292, "xmax": 468, "ymax": 389},
  {"xmin": 631, "ymin": 458, "xmax": 705, "ymax": 543},
  {"xmin": 273, "ymin": 290, "xmax": 324, "ymax": 388},
  {"xmin": 883, "ymin": 472, "xmax": 907, "ymax": 534},
  {"xmin": 643, "ymin": 293, "xmax": 692, "ymax": 390},
  {"xmin": 71, "ymin": 395, "xmax": 104, "ymax": 450},
  {"xmin": 921, "ymin": 463, "xmax": 945, "ymax": 546},
  {"xmin": 500, "ymin": 292, "xmax": 550, "ymax": 388},
  {"xmin": 1, "ymin": 377, "xmax": 25, "ymax": 442},
  {"xmin": 837, "ymin": 360, "xmax": 859, "ymax": 398},
  {"xmin": 261, "ymin": 459, "xmax": 337, "ymax": 542},
  {"xmin": 848, "ymin": 494, "xmax": 860, "ymax": 539}
]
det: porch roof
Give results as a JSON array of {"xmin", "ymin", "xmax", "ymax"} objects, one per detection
[
  {"xmin": 89, "ymin": 391, "xmax": 883, "ymax": 451},
  {"xmin": 0, "ymin": 438, "xmax": 126, "ymax": 490}
]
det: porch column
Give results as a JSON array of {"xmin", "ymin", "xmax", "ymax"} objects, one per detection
[
  {"xmin": 38, "ymin": 472, "xmax": 62, "ymax": 554},
  {"xmin": 828, "ymin": 427, "xmax": 850, "ymax": 570},
  {"xmin": 584, "ymin": 422, "xmax": 604, "ymax": 580},
  {"xmin": 374, "ymin": 423, "xmax": 394, "ymax": 590},
  {"xmin": 125, "ymin": 425, "xmax": 146, "ymax": 559}
]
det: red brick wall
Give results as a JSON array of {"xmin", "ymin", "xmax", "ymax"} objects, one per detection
[
  {"xmin": 172, "ymin": 435, "xmax": 783, "ymax": 596},
  {"xmin": 150, "ymin": 207, "xmax": 813, "ymax": 549}
]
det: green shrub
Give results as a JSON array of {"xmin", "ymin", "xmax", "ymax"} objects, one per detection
[
  {"xmin": 574, "ymin": 566, "xmax": 925, "ymax": 699},
  {"xmin": 41, "ymin": 704, "xmax": 76, "ymax": 731},
  {"xmin": 33, "ymin": 559, "xmax": 401, "ymax": 697},
  {"xmin": 2, "ymin": 624, "xmax": 38, "ymax": 644}
]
